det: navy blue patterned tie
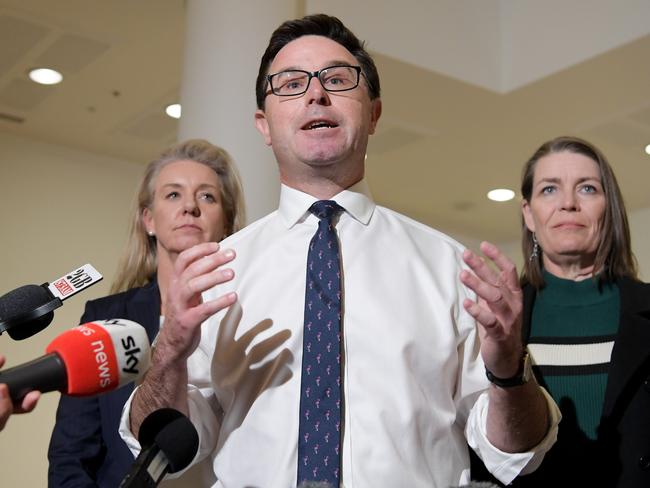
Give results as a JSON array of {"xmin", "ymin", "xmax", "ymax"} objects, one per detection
[{"xmin": 298, "ymin": 200, "xmax": 343, "ymax": 486}]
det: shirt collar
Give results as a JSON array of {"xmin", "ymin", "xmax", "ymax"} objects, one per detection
[{"xmin": 278, "ymin": 179, "xmax": 376, "ymax": 229}]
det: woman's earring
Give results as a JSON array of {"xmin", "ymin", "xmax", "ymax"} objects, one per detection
[
  {"xmin": 530, "ymin": 233, "xmax": 539, "ymax": 262},
  {"xmin": 147, "ymin": 230, "xmax": 155, "ymax": 237}
]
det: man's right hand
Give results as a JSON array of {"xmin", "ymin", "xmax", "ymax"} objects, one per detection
[
  {"xmin": 129, "ymin": 242, "xmax": 237, "ymax": 437},
  {"xmin": 158, "ymin": 241, "xmax": 237, "ymax": 363}
]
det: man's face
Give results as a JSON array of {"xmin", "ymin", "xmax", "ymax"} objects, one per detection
[{"xmin": 255, "ymin": 35, "xmax": 381, "ymax": 184}]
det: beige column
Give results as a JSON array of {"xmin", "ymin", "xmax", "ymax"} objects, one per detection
[{"xmin": 179, "ymin": 0, "xmax": 300, "ymax": 222}]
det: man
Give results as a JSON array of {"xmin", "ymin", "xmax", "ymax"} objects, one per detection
[{"xmin": 121, "ymin": 14, "xmax": 560, "ymax": 487}]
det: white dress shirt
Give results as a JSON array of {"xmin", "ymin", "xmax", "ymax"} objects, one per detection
[{"xmin": 121, "ymin": 180, "xmax": 559, "ymax": 487}]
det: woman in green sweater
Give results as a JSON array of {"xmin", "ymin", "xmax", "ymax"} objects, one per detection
[{"xmin": 512, "ymin": 136, "xmax": 650, "ymax": 487}]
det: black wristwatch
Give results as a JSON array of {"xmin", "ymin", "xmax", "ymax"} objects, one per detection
[{"xmin": 485, "ymin": 350, "xmax": 533, "ymax": 388}]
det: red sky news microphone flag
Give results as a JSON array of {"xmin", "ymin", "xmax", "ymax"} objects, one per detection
[
  {"xmin": 0, "ymin": 319, "xmax": 151, "ymax": 401},
  {"xmin": 0, "ymin": 263, "xmax": 103, "ymax": 340}
]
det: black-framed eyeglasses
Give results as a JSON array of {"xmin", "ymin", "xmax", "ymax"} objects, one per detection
[{"xmin": 266, "ymin": 65, "xmax": 362, "ymax": 97}]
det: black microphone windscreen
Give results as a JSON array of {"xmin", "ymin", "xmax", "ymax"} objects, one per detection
[
  {"xmin": 6, "ymin": 311, "xmax": 54, "ymax": 340},
  {"xmin": 138, "ymin": 408, "xmax": 199, "ymax": 474},
  {"xmin": 156, "ymin": 414, "xmax": 199, "ymax": 473},
  {"xmin": 138, "ymin": 408, "xmax": 185, "ymax": 448},
  {"xmin": 0, "ymin": 284, "xmax": 61, "ymax": 340}
]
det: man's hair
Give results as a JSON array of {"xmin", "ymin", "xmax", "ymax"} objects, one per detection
[
  {"xmin": 255, "ymin": 13, "xmax": 381, "ymax": 110},
  {"xmin": 520, "ymin": 135, "xmax": 638, "ymax": 288}
]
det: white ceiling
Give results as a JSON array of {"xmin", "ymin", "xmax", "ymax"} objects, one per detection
[{"xmin": 1, "ymin": 0, "xmax": 649, "ymax": 243}]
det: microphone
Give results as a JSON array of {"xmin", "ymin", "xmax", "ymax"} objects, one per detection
[
  {"xmin": 0, "ymin": 319, "xmax": 150, "ymax": 401},
  {"xmin": 0, "ymin": 263, "xmax": 103, "ymax": 340},
  {"xmin": 120, "ymin": 408, "xmax": 199, "ymax": 487}
]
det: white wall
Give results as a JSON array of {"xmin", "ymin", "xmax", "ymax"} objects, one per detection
[{"xmin": 630, "ymin": 206, "xmax": 650, "ymax": 281}]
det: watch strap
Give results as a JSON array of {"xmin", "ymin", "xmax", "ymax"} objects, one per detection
[{"xmin": 485, "ymin": 351, "xmax": 531, "ymax": 388}]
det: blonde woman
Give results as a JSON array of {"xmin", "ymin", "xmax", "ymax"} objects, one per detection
[{"xmin": 48, "ymin": 139, "xmax": 245, "ymax": 487}]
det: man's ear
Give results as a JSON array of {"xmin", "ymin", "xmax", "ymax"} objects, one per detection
[
  {"xmin": 522, "ymin": 199, "xmax": 536, "ymax": 232},
  {"xmin": 368, "ymin": 98, "xmax": 382, "ymax": 135},
  {"xmin": 254, "ymin": 109, "xmax": 272, "ymax": 146}
]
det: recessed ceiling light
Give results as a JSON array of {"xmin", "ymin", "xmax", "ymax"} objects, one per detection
[
  {"xmin": 487, "ymin": 188, "xmax": 515, "ymax": 202},
  {"xmin": 645, "ymin": 144, "xmax": 650, "ymax": 155},
  {"xmin": 28, "ymin": 68, "xmax": 63, "ymax": 85},
  {"xmin": 165, "ymin": 103, "xmax": 181, "ymax": 119}
]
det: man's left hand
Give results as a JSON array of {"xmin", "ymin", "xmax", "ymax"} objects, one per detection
[{"xmin": 459, "ymin": 241, "xmax": 524, "ymax": 379}]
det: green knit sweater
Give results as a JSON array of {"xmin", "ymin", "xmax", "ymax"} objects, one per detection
[{"xmin": 527, "ymin": 271, "xmax": 619, "ymax": 440}]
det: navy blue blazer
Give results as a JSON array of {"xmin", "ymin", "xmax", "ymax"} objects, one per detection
[{"xmin": 48, "ymin": 280, "xmax": 160, "ymax": 488}]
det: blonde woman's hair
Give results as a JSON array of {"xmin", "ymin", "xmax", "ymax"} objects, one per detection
[{"xmin": 110, "ymin": 139, "xmax": 246, "ymax": 294}]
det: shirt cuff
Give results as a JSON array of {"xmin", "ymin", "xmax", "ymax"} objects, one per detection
[
  {"xmin": 118, "ymin": 386, "xmax": 143, "ymax": 458},
  {"xmin": 465, "ymin": 386, "xmax": 561, "ymax": 485},
  {"xmin": 118, "ymin": 385, "xmax": 215, "ymax": 481}
]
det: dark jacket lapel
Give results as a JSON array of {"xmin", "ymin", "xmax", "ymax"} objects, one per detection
[
  {"xmin": 125, "ymin": 278, "xmax": 160, "ymax": 345},
  {"xmin": 601, "ymin": 277, "xmax": 650, "ymax": 418}
]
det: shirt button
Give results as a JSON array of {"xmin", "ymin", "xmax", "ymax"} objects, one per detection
[{"xmin": 639, "ymin": 456, "xmax": 650, "ymax": 471}]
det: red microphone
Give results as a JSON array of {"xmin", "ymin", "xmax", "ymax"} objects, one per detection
[{"xmin": 0, "ymin": 319, "xmax": 151, "ymax": 401}]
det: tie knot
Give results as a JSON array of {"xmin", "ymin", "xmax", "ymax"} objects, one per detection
[{"xmin": 309, "ymin": 200, "xmax": 343, "ymax": 223}]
